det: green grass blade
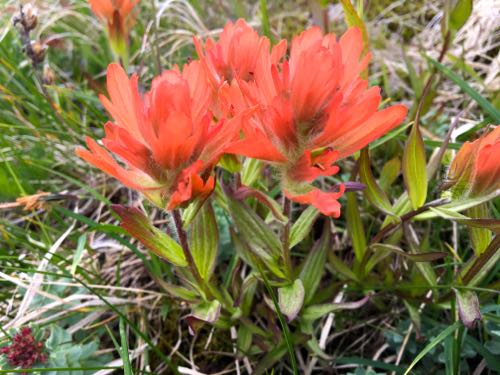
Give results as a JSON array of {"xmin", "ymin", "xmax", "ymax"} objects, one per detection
[
  {"xmin": 403, "ymin": 322, "xmax": 461, "ymax": 375},
  {"xmin": 426, "ymin": 56, "xmax": 500, "ymax": 122}
]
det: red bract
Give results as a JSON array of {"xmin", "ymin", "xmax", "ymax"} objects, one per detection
[
  {"xmin": 88, "ymin": 0, "xmax": 138, "ymax": 43},
  {"xmin": 0, "ymin": 327, "xmax": 47, "ymax": 372},
  {"xmin": 76, "ymin": 63, "xmax": 241, "ymax": 210},
  {"xmin": 226, "ymin": 27, "xmax": 407, "ymax": 217},
  {"xmin": 194, "ymin": 19, "xmax": 287, "ymax": 87},
  {"xmin": 447, "ymin": 126, "xmax": 500, "ymax": 198}
]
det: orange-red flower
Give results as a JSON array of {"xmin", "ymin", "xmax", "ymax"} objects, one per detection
[
  {"xmin": 447, "ymin": 126, "xmax": 500, "ymax": 198},
  {"xmin": 194, "ymin": 19, "xmax": 287, "ymax": 87},
  {"xmin": 89, "ymin": 0, "xmax": 138, "ymax": 44},
  {"xmin": 77, "ymin": 62, "xmax": 240, "ymax": 210},
  {"xmin": 226, "ymin": 27, "xmax": 407, "ymax": 217}
]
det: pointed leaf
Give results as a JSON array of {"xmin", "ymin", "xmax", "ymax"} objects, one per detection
[
  {"xmin": 426, "ymin": 56, "xmax": 500, "ymax": 122},
  {"xmin": 359, "ymin": 149, "xmax": 394, "ymax": 214},
  {"xmin": 289, "ymin": 206, "xmax": 320, "ymax": 247},
  {"xmin": 428, "ymin": 206, "xmax": 500, "ymax": 233},
  {"xmin": 299, "ymin": 230, "xmax": 330, "ymax": 304},
  {"xmin": 241, "ymin": 158, "xmax": 264, "ymax": 187},
  {"xmin": 449, "ymin": 0, "xmax": 473, "ymax": 31},
  {"xmin": 112, "ymin": 205, "xmax": 187, "ymax": 267},
  {"xmin": 228, "ymin": 197, "xmax": 281, "ymax": 259},
  {"xmin": 346, "ymin": 192, "xmax": 367, "ymax": 262},
  {"xmin": 278, "ymin": 279, "xmax": 305, "ymax": 322},
  {"xmin": 185, "ymin": 300, "xmax": 221, "ymax": 335},
  {"xmin": 402, "ymin": 123, "xmax": 427, "ymax": 209},
  {"xmin": 302, "ymin": 295, "xmax": 370, "ymax": 321},
  {"xmin": 188, "ymin": 201, "xmax": 219, "ymax": 280}
]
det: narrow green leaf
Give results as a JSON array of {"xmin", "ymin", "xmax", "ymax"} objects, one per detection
[
  {"xmin": 371, "ymin": 243, "xmax": 448, "ymax": 263},
  {"xmin": 346, "ymin": 192, "xmax": 367, "ymax": 262},
  {"xmin": 379, "ymin": 156, "xmax": 401, "ymax": 193},
  {"xmin": 289, "ymin": 206, "xmax": 320, "ymax": 248},
  {"xmin": 415, "ymin": 191, "xmax": 500, "ymax": 220},
  {"xmin": 112, "ymin": 205, "xmax": 187, "ymax": 267},
  {"xmin": 359, "ymin": 149, "xmax": 394, "ymax": 214},
  {"xmin": 119, "ymin": 318, "xmax": 133, "ymax": 375},
  {"xmin": 228, "ymin": 197, "xmax": 282, "ymax": 259},
  {"xmin": 241, "ymin": 157, "xmax": 264, "ymax": 187},
  {"xmin": 449, "ymin": 0, "xmax": 473, "ymax": 31},
  {"xmin": 302, "ymin": 295, "xmax": 370, "ymax": 321},
  {"xmin": 189, "ymin": 201, "xmax": 219, "ymax": 280},
  {"xmin": 71, "ymin": 234, "xmax": 86, "ymax": 276},
  {"xmin": 402, "ymin": 123, "xmax": 428, "ymax": 209},
  {"xmin": 403, "ymin": 322, "xmax": 461, "ymax": 375},
  {"xmin": 428, "ymin": 206, "xmax": 500, "ymax": 234},
  {"xmin": 260, "ymin": 0, "xmax": 272, "ymax": 41},
  {"xmin": 426, "ymin": 56, "xmax": 500, "ymax": 122},
  {"xmin": 299, "ymin": 230, "xmax": 330, "ymax": 304},
  {"xmin": 461, "ymin": 235, "xmax": 500, "ymax": 287},
  {"xmin": 255, "ymin": 260, "xmax": 299, "ymax": 375}
]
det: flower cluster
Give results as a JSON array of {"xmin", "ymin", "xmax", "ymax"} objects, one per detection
[
  {"xmin": 78, "ymin": 20, "xmax": 408, "ymax": 217},
  {"xmin": 0, "ymin": 327, "xmax": 47, "ymax": 372}
]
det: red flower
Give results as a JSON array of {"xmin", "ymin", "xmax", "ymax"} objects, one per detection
[
  {"xmin": 77, "ymin": 62, "xmax": 240, "ymax": 209},
  {"xmin": 226, "ymin": 27, "xmax": 407, "ymax": 217},
  {"xmin": 0, "ymin": 327, "xmax": 47, "ymax": 372},
  {"xmin": 194, "ymin": 19, "xmax": 287, "ymax": 87},
  {"xmin": 89, "ymin": 0, "xmax": 138, "ymax": 43},
  {"xmin": 447, "ymin": 126, "xmax": 500, "ymax": 198}
]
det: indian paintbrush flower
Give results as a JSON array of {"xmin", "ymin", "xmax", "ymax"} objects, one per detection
[
  {"xmin": 225, "ymin": 26, "xmax": 407, "ymax": 217},
  {"xmin": 76, "ymin": 62, "xmax": 241, "ymax": 210},
  {"xmin": 446, "ymin": 125, "xmax": 500, "ymax": 198},
  {"xmin": 88, "ymin": 0, "xmax": 138, "ymax": 64}
]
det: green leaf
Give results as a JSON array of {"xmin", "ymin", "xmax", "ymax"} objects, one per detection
[
  {"xmin": 299, "ymin": 229, "xmax": 330, "ymax": 304},
  {"xmin": 428, "ymin": 206, "xmax": 500, "ymax": 234},
  {"xmin": 119, "ymin": 318, "xmax": 133, "ymax": 375},
  {"xmin": 278, "ymin": 279, "xmax": 305, "ymax": 322},
  {"xmin": 467, "ymin": 204, "xmax": 493, "ymax": 255},
  {"xmin": 112, "ymin": 205, "xmax": 187, "ymax": 267},
  {"xmin": 359, "ymin": 149, "xmax": 394, "ymax": 215},
  {"xmin": 241, "ymin": 158, "xmax": 264, "ymax": 187},
  {"xmin": 289, "ymin": 206, "xmax": 320, "ymax": 247},
  {"xmin": 403, "ymin": 322, "xmax": 461, "ymax": 375},
  {"xmin": 402, "ymin": 123, "xmax": 427, "ymax": 209},
  {"xmin": 461, "ymin": 235, "xmax": 500, "ymax": 287},
  {"xmin": 379, "ymin": 157, "xmax": 401, "ymax": 192},
  {"xmin": 426, "ymin": 56, "xmax": 500, "ymax": 122},
  {"xmin": 259, "ymin": 0, "xmax": 272, "ymax": 42},
  {"xmin": 301, "ymin": 295, "xmax": 370, "ymax": 321},
  {"xmin": 370, "ymin": 243, "xmax": 448, "ymax": 263},
  {"xmin": 346, "ymin": 192, "xmax": 367, "ymax": 262},
  {"xmin": 415, "ymin": 191, "xmax": 500, "ymax": 220},
  {"xmin": 188, "ymin": 201, "xmax": 219, "ymax": 280},
  {"xmin": 449, "ymin": 0, "xmax": 473, "ymax": 31},
  {"xmin": 71, "ymin": 234, "xmax": 86, "ymax": 276},
  {"xmin": 228, "ymin": 197, "xmax": 282, "ymax": 259}
]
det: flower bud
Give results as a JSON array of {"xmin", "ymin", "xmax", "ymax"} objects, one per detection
[
  {"xmin": 29, "ymin": 40, "xmax": 47, "ymax": 64},
  {"xmin": 42, "ymin": 65, "xmax": 55, "ymax": 85},
  {"xmin": 13, "ymin": 4, "xmax": 38, "ymax": 31},
  {"xmin": 446, "ymin": 126, "xmax": 500, "ymax": 198}
]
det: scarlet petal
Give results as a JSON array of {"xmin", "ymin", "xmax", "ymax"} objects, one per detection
[
  {"xmin": 167, "ymin": 161, "xmax": 215, "ymax": 210},
  {"xmin": 330, "ymin": 104, "xmax": 408, "ymax": 158},
  {"xmin": 286, "ymin": 186, "xmax": 345, "ymax": 218}
]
